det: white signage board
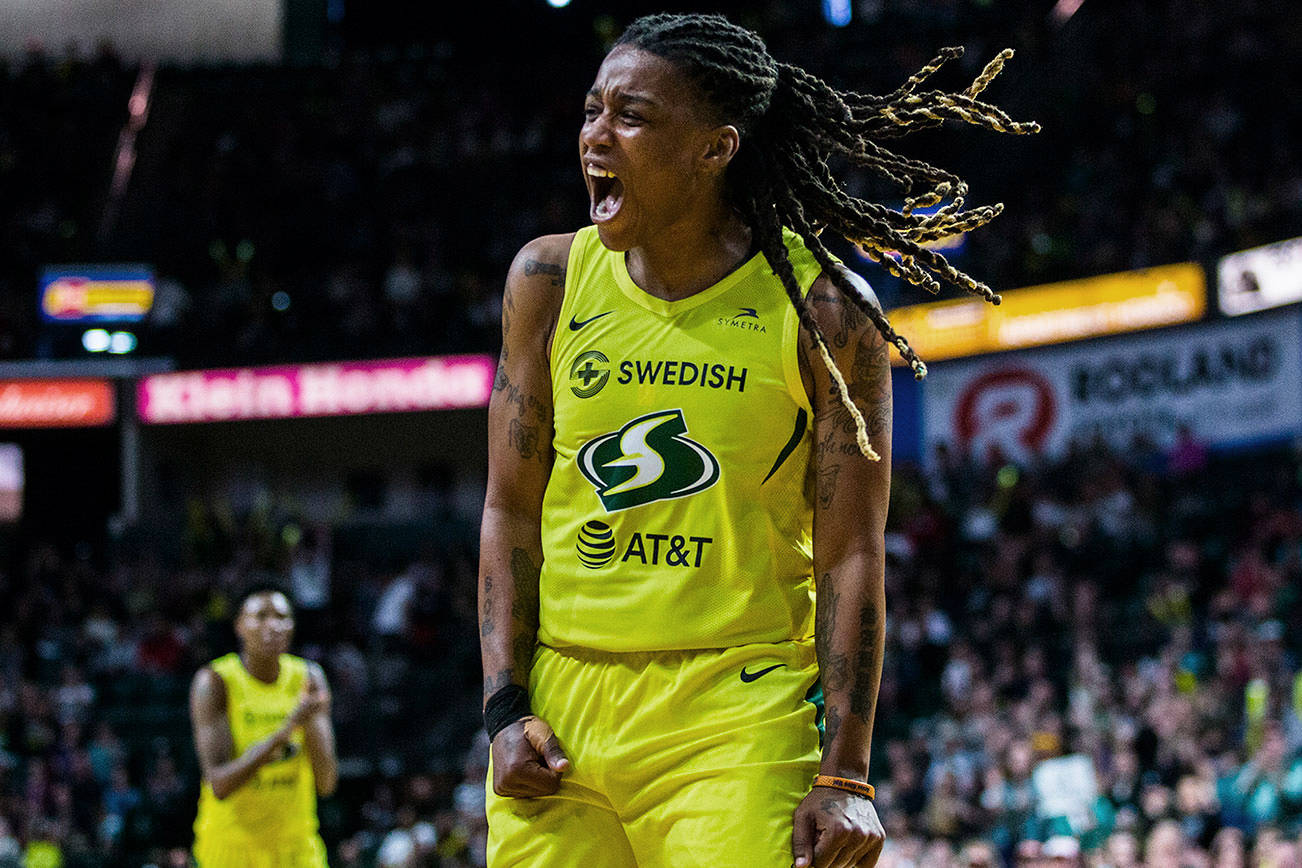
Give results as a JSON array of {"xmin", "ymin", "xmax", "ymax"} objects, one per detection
[
  {"xmin": 922, "ymin": 311, "xmax": 1302, "ymax": 464},
  {"xmin": 1219, "ymin": 236, "xmax": 1302, "ymax": 317},
  {"xmin": 4, "ymin": 0, "xmax": 281, "ymax": 63}
]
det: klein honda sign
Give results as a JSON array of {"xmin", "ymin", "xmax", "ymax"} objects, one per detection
[{"xmin": 137, "ymin": 355, "xmax": 496, "ymax": 424}]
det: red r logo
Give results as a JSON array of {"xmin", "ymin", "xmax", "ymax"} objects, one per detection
[{"xmin": 954, "ymin": 368, "xmax": 1057, "ymax": 460}]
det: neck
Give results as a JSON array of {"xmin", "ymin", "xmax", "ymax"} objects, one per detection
[
  {"xmin": 625, "ymin": 205, "xmax": 753, "ymax": 301},
  {"xmin": 240, "ymin": 651, "xmax": 280, "ymax": 683}
]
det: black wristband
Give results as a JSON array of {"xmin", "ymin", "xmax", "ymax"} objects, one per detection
[{"xmin": 484, "ymin": 684, "xmax": 531, "ymax": 741}]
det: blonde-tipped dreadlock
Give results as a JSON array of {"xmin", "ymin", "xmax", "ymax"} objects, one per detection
[{"xmin": 615, "ymin": 14, "xmax": 1039, "ymax": 460}]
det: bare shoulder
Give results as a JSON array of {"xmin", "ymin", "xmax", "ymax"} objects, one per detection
[
  {"xmin": 190, "ymin": 665, "xmax": 227, "ymax": 715},
  {"xmin": 305, "ymin": 659, "xmax": 329, "ymax": 688},
  {"xmin": 504, "ymin": 233, "xmax": 577, "ymax": 350},
  {"xmin": 510, "ymin": 233, "xmax": 576, "ymax": 278},
  {"xmin": 797, "ymin": 266, "xmax": 888, "ymax": 398},
  {"xmin": 507, "ymin": 234, "xmax": 577, "ymax": 302},
  {"xmin": 804, "ymin": 267, "xmax": 883, "ymax": 343}
]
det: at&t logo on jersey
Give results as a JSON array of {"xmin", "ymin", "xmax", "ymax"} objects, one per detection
[
  {"xmin": 576, "ymin": 520, "xmax": 617, "ymax": 568},
  {"xmin": 573, "ymin": 519, "xmax": 714, "ymax": 570},
  {"xmin": 577, "ymin": 409, "xmax": 720, "ymax": 512}
]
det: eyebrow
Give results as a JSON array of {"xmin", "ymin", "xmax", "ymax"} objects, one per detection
[{"xmin": 586, "ymin": 88, "xmax": 658, "ymax": 107}]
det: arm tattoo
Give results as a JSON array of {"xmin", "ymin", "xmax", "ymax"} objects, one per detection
[
  {"xmin": 834, "ymin": 296, "xmax": 866, "ymax": 349},
  {"xmin": 849, "ymin": 600, "xmax": 882, "ymax": 721},
  {"xmin": 823, "ymin": 705, "xmax": 843, "ymax": 748},
  {"xmin": 526, "ymin": 394, "xmax": 547, "ymax": 424},
  {"xmin": 508, "ymin": 418, "xmax": 543, "ymax": 462},
  {"xmin": 851, "ymin": 333, "xmax": 890, "ymax": 436},
  {"xmin": 817, "ymin": 465, "xmax": 840, "ymax": 511},
  {"xmin": 484, "ymin": 667, "xmax": 515, "ymax": 700},
  {"xmin": 808, "ymin": 289, "xmax": 868, "ymax": 349},
  {"xmin": 512, "ymin": 635, "xmax": 536, "ymax": 681},
  {"xmin": 815, "ymin": 579, "xmax": 850, "ymax": 692},
  {"xmin": 509, "ymin": 548, "xmax": 542, "ymax": 677},
  {"xmin": 523, "ymin": 259, "xmax": 566, "ymax": 287},
  {"xmin": 480, "ymin": 574, "xmax": 496, "ymax": 638},
  {"xmin": 509, "ymin": 548, "xmax": 541, "ymax": 626}
]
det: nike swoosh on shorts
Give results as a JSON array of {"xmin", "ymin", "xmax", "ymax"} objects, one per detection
[{"xmin": 739, "ymin": 664, "xmax": 787, "ymax": 683}]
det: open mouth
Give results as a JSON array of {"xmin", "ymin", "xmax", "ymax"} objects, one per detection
[{"xmin": 587, "ymin": 165, "xmax": 624, "ymax": 223}]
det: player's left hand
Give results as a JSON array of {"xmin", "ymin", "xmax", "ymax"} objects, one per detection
[{"xmin": 791, "ymin": 786, "xmax": 885, "ymax": 868}]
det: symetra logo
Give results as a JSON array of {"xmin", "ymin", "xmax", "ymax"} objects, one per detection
[
  {"xmin": 577, "ymin": 409, "xmax": 720, "ymax": 512},
  {"xmin": 716, "ymin": 307, "xmax": 767, "ymax": 333}
]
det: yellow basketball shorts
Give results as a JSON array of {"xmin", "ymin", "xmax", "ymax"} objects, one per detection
[
  {"xmin": 486, "ymin": 640, "xmax": 824, "ymax": 867},
  {"xmin": 192, "ymin": 832, "xmax": 328, "ymax": 868}
]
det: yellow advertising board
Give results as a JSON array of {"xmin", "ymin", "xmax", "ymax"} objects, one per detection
[{"xmin": 886, "ymin": 262, "xmax": 1206, "ymax": 365}]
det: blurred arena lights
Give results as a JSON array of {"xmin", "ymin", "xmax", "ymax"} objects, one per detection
[
  {"xmin": 81, "ymin": 329, "xmax": 111, "ymax": 353},
  {"xmin": 81, "ymin": 329, "xmax": 137, "ymax": 354},
  {"xmin": 822, "ymin": 0, "xmax": 852, "ymax": 27},
  {"xmin": 108, "ymin": 331, "xmax": 138, "ymax": 354},
  {"xmin": 547, "ymin": 0, "xmax": 572, "ymax": 8},
  {"xmin": 1051, "ymin": 0, "xmax": 1086, "ymax": 26}
]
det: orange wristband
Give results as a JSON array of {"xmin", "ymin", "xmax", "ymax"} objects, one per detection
[{"xmin": 812, "ymin": 774, "xmax": 875, "ymax": 800}]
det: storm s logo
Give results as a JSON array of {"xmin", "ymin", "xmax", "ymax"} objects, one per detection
[{"xmin": 577, "ymin": 409, "xmax": 720, "ymax": 512}]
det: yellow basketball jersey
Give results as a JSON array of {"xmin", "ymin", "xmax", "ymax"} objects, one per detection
[
  {"xmin": 193, "ymin": 653, "xmax": 318, "ymax": 846},
  {"xmin": 539, "ymin": 225, "xmax": 821, "ymax": 652}
]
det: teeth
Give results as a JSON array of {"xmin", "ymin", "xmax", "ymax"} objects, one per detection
[{"xmin": 586, "ymin": 166, "xmax": 616, "ymax": 179}]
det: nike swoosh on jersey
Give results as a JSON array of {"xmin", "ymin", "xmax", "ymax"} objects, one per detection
[
  {"xmin": 739, "ymin": 663, "xmax": 787, "ymax": 683},
  {"xmin": 569, "ymin": 311, "xmax": 614, "ymax": 330}
]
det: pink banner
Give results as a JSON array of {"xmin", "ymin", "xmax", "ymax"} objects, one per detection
[{"xmin": 137, "ymin": 354, "xmax": 496, "ymax": 424}]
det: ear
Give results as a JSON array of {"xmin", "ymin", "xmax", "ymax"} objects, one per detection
[{"xmin": 699, "ymin": 124, "xmax": 740, "ymax": 174}]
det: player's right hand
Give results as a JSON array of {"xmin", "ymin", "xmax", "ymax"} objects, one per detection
[
  {"xmin": 289, "ymin": 676, "xmax": 329, "ymax": 728},
  {"xmin": 491, "ymin": 715, "xmax": 570, "ymax": 798}
]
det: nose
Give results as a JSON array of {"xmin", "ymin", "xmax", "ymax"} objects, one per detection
[{"xmin": 580, "ymin": 111, "xmax": 613, "ymax": 152}]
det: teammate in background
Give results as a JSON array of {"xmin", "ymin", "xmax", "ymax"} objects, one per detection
[
  {"xmin": 479, "ymin": 12, "xmax": 1035, "ymax": 868},
  {"xmin": 190, "ymin": 588, "xmax": 338, "ymax": 867}
]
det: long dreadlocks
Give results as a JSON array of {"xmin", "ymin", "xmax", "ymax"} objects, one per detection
[{"xmin": 614, "ymin": 13, "xmax": 1039, "ymax": 461}]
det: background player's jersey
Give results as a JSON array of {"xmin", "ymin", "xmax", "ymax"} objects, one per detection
[
  {"xmin": 193, "ymin": 653, "xmax": 318, "ymax": 845},
  {"xmin": 540, "ymin": 225, "xmax": 821, "ymax": 652}
]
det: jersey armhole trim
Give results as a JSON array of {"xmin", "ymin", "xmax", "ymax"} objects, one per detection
[
  {"xmin": 782, "ymin": 273, "xmax": 816, "ymax": 415},
  {"xmin": 549, "ymin": 229, "xmax": 591, "ymax": 386}
]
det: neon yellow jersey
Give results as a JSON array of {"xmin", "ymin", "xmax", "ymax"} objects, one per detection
[
  {"xmin": 193, "ymin": 653, "xmax": 318, "ymax": 846},
  {"xmin": 539, "ymin": 225, "xmax": 821, "ymax": 652}
]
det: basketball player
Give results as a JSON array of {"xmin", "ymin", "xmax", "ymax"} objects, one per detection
[
  {"xmin": 478, "ymin": 13, "xmax": 1035, "ymax": 868},
  {"xmin": 190, "ymin": 588, "xmax": 338, "ymax": 867}
]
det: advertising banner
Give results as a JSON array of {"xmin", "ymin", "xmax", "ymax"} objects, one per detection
[
  {"xmin": 0, "ymin": 379, "xmax": 116, "ymax": 428},
  {"xmin": 0, "ymin": 443, "xmax": 21, "ymax": 522},
  {"xmin": 4, "ymin": 0, "xmax": 281, "ymax": 63},
  {"xmin": 1218, "ymin": 236, "xmax": 1302, "ymax": 316},
  {"xmin": 138, "ymin": 355, "xmax": 497, "ymax": 424},
  {"xmin": 40, "ymin": 265, "xmax": 155, "ymax": 323},
  {"xmin": 888, "ymin": 262, "xmax": 1206, "ymax": 365},
  {"xmin": 921, "ymin": 311, "xmax": 1302, "ymax": 464}
]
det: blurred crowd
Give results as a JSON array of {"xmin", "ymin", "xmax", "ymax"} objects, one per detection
[
  {"xmin": 870, "ymin": 434, "xmax": 1302, "ymax": 867},
  {"xmin": 0, "ymin": 488, "xmax": 488, "ymax": 867},
  {"xmin": 2, "ymin": 433, "xmax": 1301, "ymax": 866},
  {"xmin": 2, "ymin": 0, "xmax": 1300, "ymax": 365}
]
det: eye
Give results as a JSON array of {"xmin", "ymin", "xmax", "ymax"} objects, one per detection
[
  {"xmin": 583, "ymin": 104, "xmax": 601, "ymax": 121},
  {"xmin": 620, "ymin": 111, "xmax": 643, "ymax": 125}
]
